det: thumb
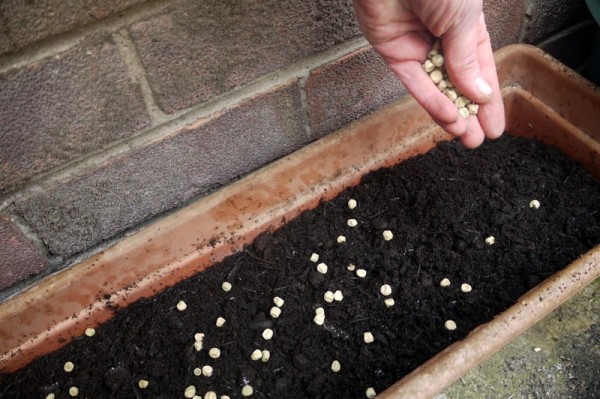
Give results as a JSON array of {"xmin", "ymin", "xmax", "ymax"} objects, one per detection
[{"xmin": 442, "ymin": 14, "xmax": 494, "ymax": 104}]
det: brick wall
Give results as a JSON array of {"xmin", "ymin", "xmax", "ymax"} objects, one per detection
[{"xmin": 0, "ymin": 0, "xmax": 594, "ymax": 299}]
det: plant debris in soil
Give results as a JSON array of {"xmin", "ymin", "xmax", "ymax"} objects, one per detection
[{"xmin": 1, "ymin": 133, "xmax": 599, "ymax": 399}]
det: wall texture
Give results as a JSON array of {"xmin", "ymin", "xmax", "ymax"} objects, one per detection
[{"xmin": 0, "ymin": 0, "xmax": 594, "ymax": 297}]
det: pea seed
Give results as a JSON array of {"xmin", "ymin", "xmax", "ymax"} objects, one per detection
[
  {"xmin": 261, "ymin": 349, "xmax": 270, "ymax": 362},
  {"xmin": 428, "ymin": 49, "xmax": 439, "ymax": 59},
  {"xmin": 356, "ymin": 269, "xmax": 367, "ymax": 278},
  {"xmin": 221, "ymin": 396, "xmax": 231, "ymax": 399},
  {"xmin": 533, "ymin": 347, "xmax": 542, "ymax": 352},
  {"xmin": 333, "ymin": 290, "xmax": 344, "ymax": 302},
  {"xmin": 430, "ymin": 69, "xmax": 443, "ymax": 84},
  {"xmin": 423, "ymin": 59, "xmax": 435, "ymax": 72},
  {"xmin": 348, "ymin": 199, "xmax": 357, "ymax": 209},
  {"xmin": 458, "ymin": 107, "xmax": 470, "ymax": 118},
  {"xmin": 529, "ymin": 199, "xmax": 541, "ymax": 209},
  {"xmin": 202, "ymin": 365, "xmax": 213, "ymax": 377},
  {"xmin": 437, "ymin": 79, "xmax": 448, "ymax": 91},
  {"xmin": 315, "ymin": 307, "xmax": 325, "ymax": 315},
  {"xmin": 176, "ymin": 301, "xmax": 187, "ymax": 311},
  {"xmin": 310, "ymin": 253, "xmax": 319, "ymax": 262},
  {"xmin": 205, "ymin": 392, "xmax": 217, "ymax": 399},
  {"xmin": 314, "ymin": 314, "xmax": 325, "ymax": 325},
  {"xmin": 241, "ymin": 385, "xmax": 254, "ymax": 397},
  {"xmin": 221, "ymin": 282, "xmax": 232, "ymax": 292},
  {"xmin": 331, "ymin": 360, "xmax": 341, "ymax": 373},
  {"xmin": 270, "ymin": 306, "xmax": 282, "ymax": 318},
  {"xmin": 445, "ymin": 89, "xmax": 458, "ymax": 101},
  {"xmin": 138, "ymin": 380, "xmax": 149, "ymax": 389},
  {"xmin": 461, "ymin": 283, "xmax": 472, "ymax": 293},
  {"xmin": 195, "ymin": 333, "xmax": 205, "ymax": 342},
  {"xmin": 193, "ymin": 367, "xmax": 202, "ymax": 376},
  {"xmin": 262, "ymin": 328, "xmax": 274, "ymax": 340},
  {"xmin": 454, "ymin": 96, "xmax": 470, "ymax": 108},
  {"xmin": 63, "ymin": 361, "xmax": 74, "ymax": 372},
  {"xmin": 445, "ymin": 320, "xmax": 457, "ymax": 331},
  {"xmin": 366, "ymin": 387, "xmax": 377, "ymax": 398},
  {"xmin": 363, "ymin": 332, "xmax": 374, "ymax": 344},
  {"xmin": 194, "ymin": 341, "xmax": 203, "ymax": 351},
  {"xmin": 380, "ymin": 284, "xmax": 392, "ymax": 296},
  {"xmin": 439, "ymin": 278, "xmax": 451, "ymax": 287},
  {"xmin": 84, "ymin": 328, "xmax": 95, "ymax": 337},
  {"xmin": 69, "ymin": 387, "xmax": 79, "ymax": 397},
  {"xmin": 46, "ymin": 394, "xmax": 56, "ymax": 399},
  {"xmin": 184, "ymin": 385, "xmax": 197, "ymax": 398},
  {"xmin": 431, "ymin": 54, "xmax": 444, "ymax": 67},
  {"xmin": 251, "ymin": 349, "xmax": 263, "ymax": 361},
  {"xmin": 273, "ymin": 296, "xmax": 285, "ymax": 308},
  {"xmin": 347, "ymin": 219, "xmax": 358, "ymax": 227},
  {"xmin": 384, "ymin": 298, "xmax": 395, "ymax": 307},
  {"xmin": 216, "ymin": 317, "xmax": 226, "ymax": 327},
  {"xmin": 467, "ymin": 103, "xmax": 479, "ymax": 115},
  {"xmin": 209, "ymin": 348, "xmax": 221, "ymax": 359},
  {"xmin": 337, "ymin": 235, "xmax": 347, "ymax": 243},
  {"xmin": 347, "ymin": 263, "xmax": 356, "ymax": 271},
  {"xmin": 382, "ymin": 230, "xmax": 393, "ymax": 241},
  {"xmin": 317, "ymin": 263, "xmax": 328, "ymax": 274},
  {"xmin": 324, "ymin": 291, "xmax": 335, "ymax": 303},
  {"xmin": 485, "ymin": 236, "xmax": 495, "ymax": 245}
]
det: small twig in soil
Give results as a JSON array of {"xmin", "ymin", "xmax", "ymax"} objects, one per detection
[{"xmin": 244, "ymin": 249, "xmax": 276, "ymax": 265}]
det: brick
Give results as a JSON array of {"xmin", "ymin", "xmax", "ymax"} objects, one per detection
[
  {"xmin": 0, "ymin": 214, "xmax": 48, "ymax": 291},
  {"xmin": 0, "ymin": 0, "xmax": 147, "ymax": 55},
  {"xmin": 16, "ymin": 81, "xmax": 308, "ymax": 258},
  {"xmin": 522, "ymin": 0, "xmax": 592, "ymax": 44},
  {"xmin": 128, "ymin": 0, "xmax": 361, "ymax": 114},
  {"xmin": 540, "ymin": 22, "xmax": 596, "ymax": 70},
  {"xmin": 483, "ymin": 0, "xmax": 526, "ymax": 50},
  {"xmin": 0, "ymin": 37, "xmax": 151, "ymax": 194},
  {"xmin": 306, "ymin": 47, "xmax": 407, "ymax": 139}
]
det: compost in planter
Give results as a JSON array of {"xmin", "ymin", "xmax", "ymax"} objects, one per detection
[{"xmin": 1, "ymin": 133, "xmax": 599, "ymax": 399}]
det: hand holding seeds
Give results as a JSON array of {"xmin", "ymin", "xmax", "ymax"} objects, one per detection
[{"xmin": 353, "ymin": 0, "xmax": 505, "ymax": 148}]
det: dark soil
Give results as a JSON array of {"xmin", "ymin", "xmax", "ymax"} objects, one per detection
[{"xmin": 2, "ymin": 134, "xmax": 600, "ymax": 399}]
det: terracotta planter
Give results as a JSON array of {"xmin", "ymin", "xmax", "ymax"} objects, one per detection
[{"xmin": 1, "ymin": 44, "xmax": 599, "ymax": 398}]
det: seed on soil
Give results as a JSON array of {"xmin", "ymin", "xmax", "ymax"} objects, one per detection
[
  {"xmin": 184, "ymin": 385, "xmax": 197, "ymax": 398},
  {"xmin": 461, "ymin": 283, "xmax": 472, "ymax": 293},
  {"xmin": 334, "ymin": 290, "xmax": 344, "ymax": 301},
  {"xmin": 347, "ymin": 263, "xmax": 356, "ymax": 271},
  {"xmin": 445, "ymin": 320, "xmax": 457, "ymax": 331},
  {"xmin": 363, "ymin": 332, "xmax": 374, "ymax": 344},
  {"xmin": 315, "ymin": 307, "xmax": 325, "ymax": 315},
  {"xmin": 205, "ymin": 392, "xmax": 217, "ymax": 399},
  {"xmin": 209, "ymin": 348, "xmax": 221, "ymax": 359},
  {"xmin": 202, "ymin": 365, "xmax": 214, "ymax": 377},
  {"xmin": 194, "ymin": 367, "xmax": 202, "ymax": 376},
  {"xmin": 331, "ymin": 360, "xmax": 341, "ymax": 373},
  {"xmin": 382, "ymin": 230, "xmax": 393, "ymax": 241},
  {"xmin": 314, "ymin": 314, "xmax": 325, "ymax": 325},
  {"xmin": 63, "ymin": 361, "xmax": 74, "ymax": 372},
  {"xmin": 348, "ymin": 198, "xmax": 358, "ymax": 209},
  {"xmin": 46, "ymin": 394, "xmax": 55, "ymax": 399},
  {"xmin": 262, "ymin": 328, "xmax": 274, "ymax": 340},
  {"xmin": 216, "ymin": 317, "xmax": 226, "ymax": 327},
  {"xmin": 317, "ymin": 263, "xmax": 328, "ymax": 274},
  {"xmin": 138, "ymin": 379, "xmax": 149, "ymax": 389},
  {"xmin": 194, "ymin": 341, "xmax": 203, "ymax": 351},
  {"xmin": 485, "ymin": 236, "xmax": 496, "ymax": 245},
  {"xmin": 68, "ymin": 386, "xmax": 79, "ymax": 397},
  {"xmin": 356, "ymin": 269, "xmax": 367, "ymax": 278},
  {"xmin": 366, "ymin": 387, "xmax": 377, "ymax": 398},
  {"xmin": 337, "ymin": 235, "xmax": 347, "ymax": 243},
  {"xmin": 176, "ymin": 300, "xmax": 187, "ymax": 311},
  {"xmin": 439, "ymin": 278, "xmax": 451, "ymax": 287},
  {"xmin": 222, "ymin": 396, "xmax": 231, "ymax": 399},
  {"xmin": 195, "ymin": 333, "xmax": 205, "ymax": 342},
  {"xmin": 384, "ymin": 298, "xmax": 395, "ymax": 307},
  {"xmin": 251, "ymin": 349, "xmax": 262, "ymax": 361},
  {"xmin": 261, "ymin": 349, "xmax": 270, "ymax": 362},
  {"xmin": 221, "ymin": 281, "xmax": 232, "ymax": 292},
  {"xmin": 324, "ymin": 291, "xmax": 335, "ymax": 303},
  {"xmin": 273, "ymin": 296, "xmax": 285, "ymax": 307},
  {"xmin": 530, "ymin": 199, "xmax": 541, "ymax": 209},
  {"xmin": 270, "ymin": 306, "xmax": 282, "ymax": 318},
  {"xmin": 534, "ymin": 347, "xmax": 542, "ymax": 352},
  {"xmin": 310, "ymin": 253, "xmax": 319, "ymax": 262},
  {"xmin": 241, "ymin": 385, "xmax": 254, "ymax": 397},
  {"xmin": 84, "ymin": 327, "xmax": 95, "ymax": 337},
  {"xmin": 347, "ymin": 218, "xmax": 358, "ymax": 227},
  {"xmin": 380, "ymin": 284, "xmax": 392, "ymax": 296}
]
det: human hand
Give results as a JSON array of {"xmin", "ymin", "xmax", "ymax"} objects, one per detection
[{"xmin": 352, "ymin": 0, "xmax": 505, "ymax": 148}]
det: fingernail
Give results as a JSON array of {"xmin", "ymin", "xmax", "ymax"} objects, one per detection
[{"xmin": 475, "ymin": 77, "xmax": 493, "ymax": 97}]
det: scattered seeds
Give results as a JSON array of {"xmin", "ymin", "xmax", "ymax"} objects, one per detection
[
  {"xmin": 209, "ymin": 348, "xmax": 221, "ymax": 359},
  {"xmin": 356, "ymin": 269, "xmax": 367, "ymax": 278},
  {"xmin": 184, "ymin": 385, "xmax": 197, "ymax": 398},
  {"xmin": 193, "ymin": 367, "xmax": 202, "ymax": 376},
  {"xmin": 314, "ymin": 308, "xmax": 326, "ymax": 325},
  {"xmin": 310, "ymin": 252, "xmax": 319, "ymax": 262},
  {"xmin": 273, "ymin": 296, "xmax": 285, "ymax": 308},
  {"xmin": 216, "ymin": 317, "xmax": 226, "ymax": 327},
  {"xmin": 461, "ymin": 283, "xmax": 472, "ymax": 293},
  {"xmin": 347, "ymin": 263, "xmax": 356, "ymax": 271},
  {"xmin": 176, "ymin": 300, "xmax": 188, "ymax": 311},
  {"xmin": 445, "ymin": 320, "xmax": 457, "ymax": 331},
  {"xmin": 534, "ymin": 347, "xmax": 542, "ymax": 352},
  {"xmin": 331, "ymin": 360, "xmax": 341, "ymax": 373},
  {"xmin": 529, "ymin": 199, "xmax": 541, "ymax": 209},
  {"xmin": 46, "ymin": 394, "xmax": 55, "ymax": 399},
  {"xmin": 205, "ymin": 392, "xmax": 217, "ymax": 399},
  {"xmin": 439, "ymin": 278, "xmax": 451, "ymax": 287},
  {"xmin": 138, "ymin": 379, "xmax": 149, "ymax": 389},
  {"xmin": 68, "ymin": 387, "xmax": 79, "ymax": 397},
  {"xmin": 382, "ymin": 230, "xmax": 394, "ymax": 241},
  {"xmin": 348, "ymin": 199, "xmax": 358, "ymax": 209},
  {"xmin": 195, "ymin": 333, "xmax": 205, "ymax": 342},
  {"xmin": 241, "ymin": 385, "xmax": 254, "ymax": 397},
  {"xmin": 324, "ymin": 291, "xmax": 335, "ymax": 303},
  {"xmin": 317, "ymin": 263, "xmax": 328, "ymax": 274},
  {"xmin": 194, "ymin": 341, "xmax": 203, "ymax": 351},
  {"xmin": 363, "ymin": 332, "xmax": 374, "ymax": 344},
  {"xmin": 333, "ymin": 290, "xmax": 344, "ymax": 302},
  {"xmin": 262, "ymin": 328, "xmax": 274, "ymax": 340},
  {"xmin": 380, "ymin": 284, "xmax": 392, "ymax": 296},
  {"xmin": 347, "ymin": 218, "xmax": 358, "ymax": 227},
  {"xmin": 337, "ymin": 235, "xmax": 347, "ymax": 243},
  {"xmin": 261, "ymin": 349, "xmax": 270, "ymax": 362},
  {"xmin": 251, "ymin": 349, "xmax": 263, "ymax": 361},
  {"xmin": 485, "ymin": 236, "xmax": 496, "ymax": 245},
  {"xmin": 384, "ymin": 298, "xmax": 395, "ymax": 308},
  {"xmin": 315, "ymin": 307, "xmax": 325, "ymax": 315},
  {"xmin": 270, "ymin": 306, "xmax": 282, "ymax": 318},
  {"xmin": 84, "ymin": 328, "xmax": 95, "ymax": 337},
  {"xmin": 221, "ymin": 281, "xmax": 232, "ymax": 292},
  {"xmin": 63, "ymin": 361, "xmax": 75, "ymax": 373},
  {"xmin": 366, "ymin": 387, "xmax": 377, "ymax": 398},
  {"xmin": 202, "ymin": 365, "xmax": 214, "ymax": 377}
]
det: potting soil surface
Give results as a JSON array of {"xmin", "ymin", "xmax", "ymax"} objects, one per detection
[{"xmin": 1, "ymin": 134, "xmax": 600, "ymax": 399}]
